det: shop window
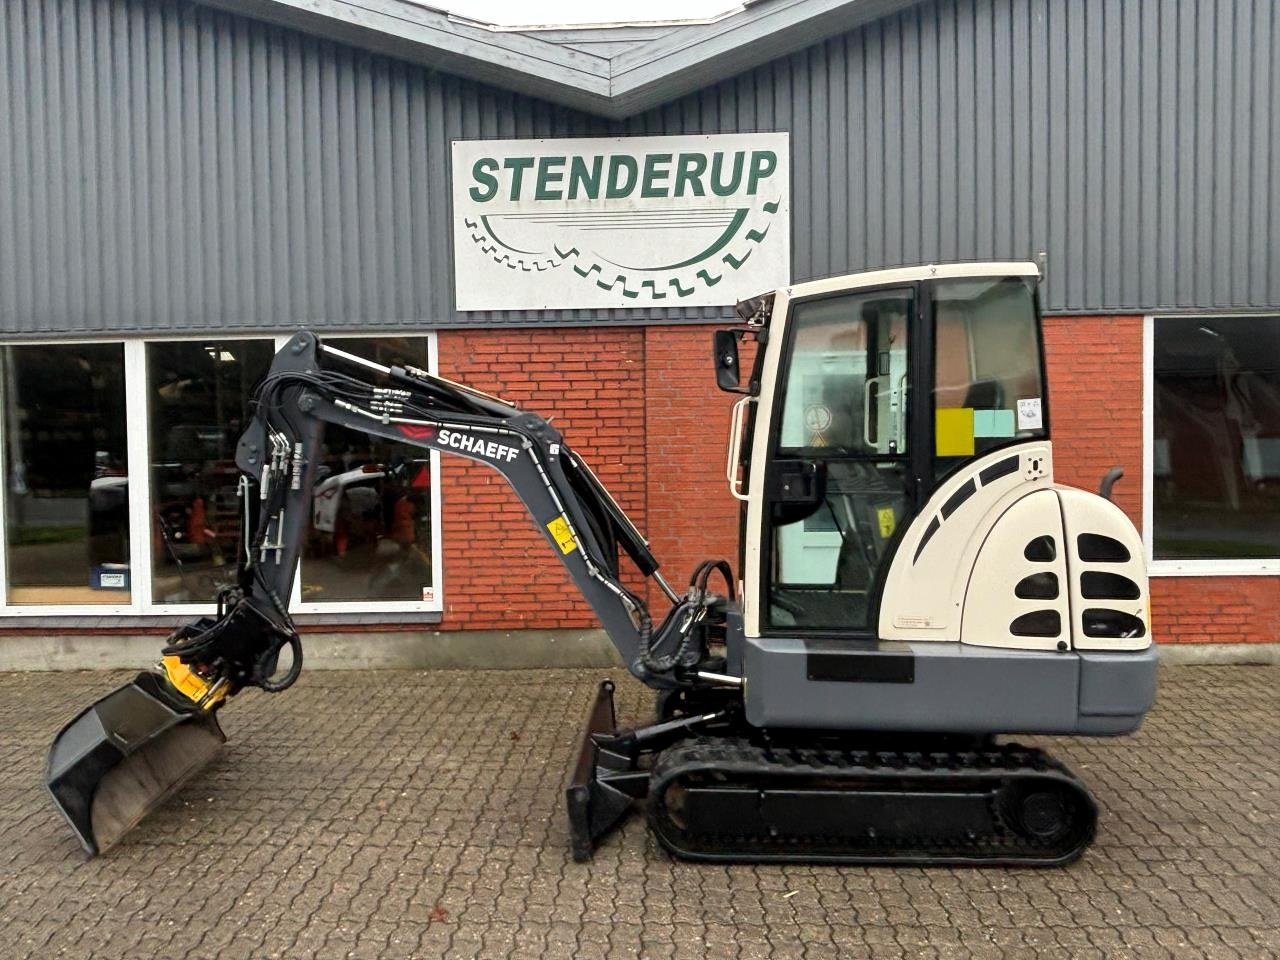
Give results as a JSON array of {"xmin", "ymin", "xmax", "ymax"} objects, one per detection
[
  {"xmin": 1, "ymin": 344, "xmax": 130, "ymax": 604},
  {"xmin": 1, "ymin": 334, "xmax": 441, "ymax": 615},
  {"xmin": 299, "ymin": 337, "xmax": 436, "ymax": 605},
  {"xmin": 147, "ymin": 340, "xmax": 275, "ymax": 604},
  {"xmin": 1152, "ymin": 316, "xmax": 1280, "ymax": 562}
]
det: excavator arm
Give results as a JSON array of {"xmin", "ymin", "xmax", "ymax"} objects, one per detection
[
  {"xmin": 46, "ymin": 331, "xmax": 735, "ymax": 857},
  {"xmin": 173, "ymin": 330, "xmax": 716, "ymax": 695}
]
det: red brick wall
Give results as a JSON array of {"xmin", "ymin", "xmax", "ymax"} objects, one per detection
[
  {"xmin": 434, "ymin": 324, "xmax": 742, "ymax": 628},
  {"xmin": 435, "ymin": 328, "xmax": 646, "ymax": 628},
  {"xmin": 1150, "ymin": 577, "xmax": 1280, "ymax": 645},
  {"xmin": 1042, "ymin": 315, "xmax": 1144, "ymax": 525},
  {"xmin": 432, "ymin": 317, "xmax": 1274, "ymax": 645},
  {"xmin": 642, "ymin": 326, "xmax": 744, "ymax": 607}
]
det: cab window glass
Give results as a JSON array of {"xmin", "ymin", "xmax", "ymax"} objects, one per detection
[
  {"xmin": 934, "ymin": 277, "xmax": 1045, "ymax": 477},
  {"xmin": 769, "ymin": 288, "xmax": 913, "ymax": 632},
  {"xmin": 778, "ymin": 290, "xmax": 912, "ymax": 455}
]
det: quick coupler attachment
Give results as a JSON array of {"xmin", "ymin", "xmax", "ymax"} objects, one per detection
[
  {"xmin": 46, "ymin": 669, "xmax": 225, "ymax": 855},
  {"xmin": 564, "ymin": 680, "xmax": 649, "ymax": 862}
]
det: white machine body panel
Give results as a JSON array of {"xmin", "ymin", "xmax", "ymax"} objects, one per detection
[
  {"xmin": 741, "ymin": 289, "xmax": 790, "ymax": 639},
  {"xmin": 737, "ymin": 261, "xmax": 1150, "ymax": 654},
  {"xmin": 1058, "ymin": 487, "xmax": 1150, "ymax": 651},
  {"xmin": 879, "ymin": 443, "xmax": 1151, "ymax": 651},
  {"xmin": 958, "ymin": 488, "xmax": 1069, "ymax": 651},
  {"xmin": 878, "ymin": 442, "xmax": 1054, "ymax": 643},
  {"xmin": 742, "ymin": 261, "xmax": 1041, "ymax": 638}
]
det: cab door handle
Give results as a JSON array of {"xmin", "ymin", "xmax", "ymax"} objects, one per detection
[{"xmin": 726, "ymin": 396, "xmax": 755, "ymax": 501}]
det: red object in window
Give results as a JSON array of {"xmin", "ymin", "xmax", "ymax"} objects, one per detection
[
  {"xmin": 188, "ymin": 496, "xmax": 208, "ymax": 546},
  {"xmin": 411, "ymin": 464, "xmax": 431, "ymax": 489},
  {"xmin": 391, "ymin": 495, "xmax": 415, "ymax": 547},
  {"xmin": 335, "ymin": 513, "xmax": 349, "ymax": 557}
]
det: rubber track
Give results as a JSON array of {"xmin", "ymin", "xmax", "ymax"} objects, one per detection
[{"xmin": 647, "ymin": 736, "xmax": 1098, "ymax": 866}]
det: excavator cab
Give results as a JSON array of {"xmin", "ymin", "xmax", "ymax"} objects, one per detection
[
  {"xmin": 725, "ymin": 265, "xmax": 1153, "ymax": 726},
  {"xmin": 47, "ymin": 262, "xmax": 1157, "ymax": 863}
]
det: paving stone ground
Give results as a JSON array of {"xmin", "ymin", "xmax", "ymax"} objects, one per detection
[{"xmin": 0, "ymin": 664, "xmax": 1276, "ymax": 959}]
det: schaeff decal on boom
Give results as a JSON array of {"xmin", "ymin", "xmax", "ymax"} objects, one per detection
[{"xmin": 437, "ymin": 429, "xmax": 520, "ymax": 463}]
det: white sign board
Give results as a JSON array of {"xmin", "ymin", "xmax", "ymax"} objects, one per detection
[{"xmin": 452, "ymin": 134, "xmax": 790, "ymax": 311}]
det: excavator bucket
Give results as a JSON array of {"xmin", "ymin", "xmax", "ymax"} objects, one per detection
[{"xmin": 45, "ymin": 671, "xmax": 225, "ymax": 855}]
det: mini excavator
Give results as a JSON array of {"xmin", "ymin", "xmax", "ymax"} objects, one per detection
[{"xmin": 47, "ymin": 262, "xmax": 1157, "ymax": 865}]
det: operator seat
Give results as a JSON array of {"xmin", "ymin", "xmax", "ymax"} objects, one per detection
[{"xmin": 962, "ymin": 379, "xmax": 1005, "ymax": 411}]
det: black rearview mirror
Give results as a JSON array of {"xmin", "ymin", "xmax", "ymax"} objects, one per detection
[{"xmin": 713, "ymin": 330, "xmax": 741, "ymax": 391}]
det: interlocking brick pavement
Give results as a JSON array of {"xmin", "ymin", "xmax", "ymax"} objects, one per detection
[{"xmin": 0, "ymin": 665, "xmax": 1276, "ymax": 959}]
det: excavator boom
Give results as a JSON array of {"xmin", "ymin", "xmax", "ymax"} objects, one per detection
[{"xmin": 46, "ymin": 331, "xmax": 730, "ymax": 855}]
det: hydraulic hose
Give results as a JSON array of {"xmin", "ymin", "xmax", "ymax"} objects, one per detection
[{"xmin": 256, "ymin": 632, "xmax": 304, "ymax": 692}]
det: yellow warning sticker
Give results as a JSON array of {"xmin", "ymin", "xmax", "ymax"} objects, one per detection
[
  {"xmin": 876, "ymin": 505, "xmax": 897, "ymax": 539},
  {"xmin": 547, "ymin": 515, "xmax": 578, "ymax": 555}
]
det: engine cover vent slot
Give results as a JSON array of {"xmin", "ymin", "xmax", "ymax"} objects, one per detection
[
  {"xmin": 1080, "ymin": 572, "xmax": 1141, "ymax": 600},
  {"xmin": 1014, "ymin": 572, "xmax": 1059, "ymax": 600},
  {"xmin": 1010, "ymin": 610, "xmax": 1062, "ymax": 638},
  {"xmin": 1024, "ymin": 536, "xmax": 1057, "ymax": 562},
  {"xmin": 1082, "ymin": 609, "xmax": 1146, "ymax": 639},
  {"xmin": 941, "ymin": 479, "xmax": 977, "ymax": 519},
  {"xmin": 979, "ymin": 455, "xmax": 1021, "ymax": 485},
  {"xmin": 913, "ymin": 517, "xmax": 941, "ymax": 564},
  {"xmin": 1077, "ymin": 533, "xmax": 1130, "ymax": 563}
]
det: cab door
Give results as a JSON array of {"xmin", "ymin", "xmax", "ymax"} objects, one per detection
[{"xmin": 757, "ymin": 285, "xmax": 920, "ymax": 634}]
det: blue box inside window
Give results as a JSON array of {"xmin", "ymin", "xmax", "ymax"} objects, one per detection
[{"xmin": 90, "ymin": 564, "xmax": 130, "ymax": 591}]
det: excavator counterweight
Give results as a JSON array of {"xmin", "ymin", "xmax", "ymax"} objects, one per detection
[{"xmin": 46, "ymin": 261, "xmax": 1157, "ymax": 863}]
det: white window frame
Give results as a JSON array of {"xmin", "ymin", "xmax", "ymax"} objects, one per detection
[
  {"xmin": 1143, "ymin": 313, "xmax": 1280, "ymax": 577},
  {"xmin": 130, "ymin": 335, "xmax": 278, "ymax": 617},
  {"xmin": 0, "ymin": 332, "xmax": 445, "ymax": 616}
]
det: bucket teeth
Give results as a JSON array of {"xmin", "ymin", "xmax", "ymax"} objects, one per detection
[{"xmin": 45, "ymin": 671, "xmax": 225, "ymax": 855}]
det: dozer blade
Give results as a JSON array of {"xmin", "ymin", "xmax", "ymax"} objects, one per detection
[
  {"xmin": 565, "ymin": 680, "xmax": 648, "ymax": 861},
  {"xmin": 45, "ymin": 670, "xmax": 225, "ymax": 855}
]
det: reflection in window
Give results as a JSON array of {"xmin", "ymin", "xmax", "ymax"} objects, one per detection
[
  {"xmin": 778, "ymin": 290, "xmax": 912, "ymax": 455},
  {"xmin": 301, "ymin": 337, "xmax": 435, "ymax": 603},
  {"xmin": 2, "ymin": 344, "xmax": 130, "ymax": 604},
  {"xmin": 147, "ymin": 340, "xmax": 274, "ymax": 603},
  {"xmin": 934, "ymin": 277, "xmax": 1046, "ymax": 476},
  {"xmin": 1153, "ymin": 316, "xmax": 1280, "ymax": 560}
]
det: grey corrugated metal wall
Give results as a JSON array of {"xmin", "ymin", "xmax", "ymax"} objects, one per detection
[{"xmin": 0, "ymin": 0, "xmax": 1277, "ymax": 338}]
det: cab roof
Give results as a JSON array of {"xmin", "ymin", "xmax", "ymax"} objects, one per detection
[{"xmin": 785, "ymin": 261, "xmax": 1041, "ymax": 300}]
